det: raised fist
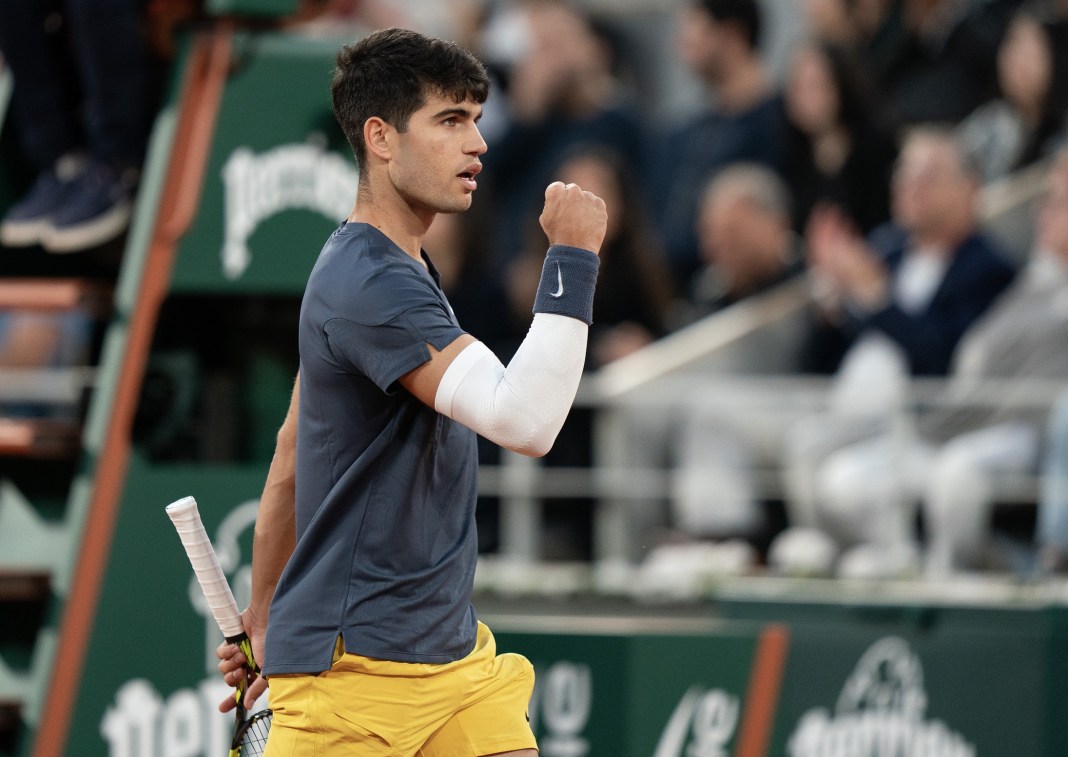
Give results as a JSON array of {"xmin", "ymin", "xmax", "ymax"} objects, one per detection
[{"xmin": 539, "ymin": 181, "xmax": 608, "ymax": 254}]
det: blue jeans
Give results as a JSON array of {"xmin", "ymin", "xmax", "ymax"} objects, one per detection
[{"xmin": 0, "ymin": 0, "xmax": 155, "ymax": 169}]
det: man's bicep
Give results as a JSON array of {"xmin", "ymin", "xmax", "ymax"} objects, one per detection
[{"xmin": 398, "ymin": 333, "xmax": 477, "ymax": 408}]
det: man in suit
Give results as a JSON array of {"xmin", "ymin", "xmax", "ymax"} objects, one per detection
[
  {"xmin": 776, "ymin": 126, "xmax": 1017, "ymax": 575},
  {"xmin": 801, "ymin": 125, "xmax": 1016, "ymax": 376}
]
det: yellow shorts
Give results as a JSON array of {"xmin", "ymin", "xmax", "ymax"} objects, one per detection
[{"xmin": 264, "ymin": 621, "xmax": 537, "ymax": 756}]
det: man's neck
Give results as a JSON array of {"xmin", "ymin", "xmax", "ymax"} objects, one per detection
[
  {"xmin": 348, "ymin": 185, "xmax": 431, "ymax": 261},
  {"xmin": 911, "ymin": 217, "xmax": 974, "ymax": 252}
]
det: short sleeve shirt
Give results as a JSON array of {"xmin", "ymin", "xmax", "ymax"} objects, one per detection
[{"xmin": 264, "ymin": 222, "xmax": 478, "ymax": 675}]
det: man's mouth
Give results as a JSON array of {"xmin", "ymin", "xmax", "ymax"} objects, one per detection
[{"xmin": 458, "ymin": 171, "xmax": 478, "ymax": 191}]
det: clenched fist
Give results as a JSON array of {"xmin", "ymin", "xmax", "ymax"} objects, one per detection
[{"xmin": 539, "ymin": 181, "xmax": 608, "ymax": 254}]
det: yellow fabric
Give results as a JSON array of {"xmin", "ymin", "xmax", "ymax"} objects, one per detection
[{"xmin": 264, "ymin": 622, "xmax": 536, "ymax": 756}]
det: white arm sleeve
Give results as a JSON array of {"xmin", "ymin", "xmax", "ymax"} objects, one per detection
[{"xmin": 434, "ymin": 313, "xmax": 588, "ymax": 457}]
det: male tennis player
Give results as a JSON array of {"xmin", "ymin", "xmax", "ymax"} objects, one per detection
[{"xmin": 216, "ymin": 27, "xmax": 606, "ymax": 756}]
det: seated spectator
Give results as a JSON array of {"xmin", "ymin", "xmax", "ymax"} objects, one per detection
[
  {"xmin": 777, "ymin": 126, "xmax": 1017, "ymax": 568},
  {"xmin": 681, "ymin": 162, "xmax": 805, "ymax": 324},
  {"xmin": 612, "ymin": 168, "xmax": 806, "ymax": 558},
  {"xmin": 0, "ymin": 0, "xmax": 157, "ymax": 253},
  {"xmin": 791, "ymin": 147, "xmax": 1068, "ymax": 576},
  {"xmin": 782, "ymin": 39, "xmax": 898, "ymax": 235},
  {"xmin": 801, "ymin": 125, "xmax": 1016, "ymax": 376},
  {"xmin": 477, "ymin": 0, "xmax": 644, "ymax": 271},
  {"xmin": 958, "ymin": 7, "xmax": 1068, "ymax": 183},
  {"xmin": 652, "ymin": 0, "xmax": 786, "ymax": 288}
]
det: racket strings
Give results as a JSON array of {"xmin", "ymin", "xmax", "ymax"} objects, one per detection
[{"xmin": 238, "ymin": 710, "xmax": 273, "ymax": 756}]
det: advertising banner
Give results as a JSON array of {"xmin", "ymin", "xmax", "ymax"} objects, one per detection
[{"xmin": 168, "ymin": 31, "xmax": 358, "ymax": 296}]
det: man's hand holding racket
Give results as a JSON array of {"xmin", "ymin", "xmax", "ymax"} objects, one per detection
[{"xmin": 216, "ymin": 606, "xmax": 269, "ymax": 712}]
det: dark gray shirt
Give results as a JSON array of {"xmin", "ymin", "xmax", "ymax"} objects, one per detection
[{"xmin": 264, "ymin": 222, "xmax": 478, "ymax": 675}]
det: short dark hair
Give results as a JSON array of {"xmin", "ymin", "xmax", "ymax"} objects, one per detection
[
  {"xmin": 331, "ymin": 28, "xmax": 491, "ymax": 172},
  {"xmin": 695, "ymin": 0, "xmax": 762, "ymax": 49}
]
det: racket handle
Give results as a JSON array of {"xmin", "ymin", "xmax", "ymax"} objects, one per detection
[{"xmin": 165, "ymin": 496, "xmax": 245, "ymax": 639}]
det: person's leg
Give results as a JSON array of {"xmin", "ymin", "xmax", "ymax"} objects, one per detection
[
  {"xmin": 418, "ymin": 623, "xmax": 537, "ymax": 757},
  {"xmin": 63, "ymin": 0, "xmax": 154, "ymax": 168},
  {"xmin": 0, "ymin": 0, "xmax": 82, "ymax": 169},
  {"xmin": 816, "ymin": 433, "xmax": 928, "ymax": 547},
  {"xmin": 673, "ymin": 414, "xmax": 763, "ymax": 539},
  {"xmin": 781, "ymin": 412, "xmax": 888, "ymax": 529},
  {"xmin": 32, "ymin": 0, "xmax": 156, "ymax": 251},
  {"xmin": 923, "ymin": 423, "xmax": 1039, "ymax": 575},
  {"xmin": 0, "ymin": 0, "xmax": 88, "ymax": 245},
  {"xmin": 1038, "ymin": 395, "xmax": 1068, "ymax": 565}
]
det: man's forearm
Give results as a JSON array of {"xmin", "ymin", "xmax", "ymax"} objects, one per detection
[{"xmin": 249, "ymin": 374, "xmax": 299, "ymax": 621}]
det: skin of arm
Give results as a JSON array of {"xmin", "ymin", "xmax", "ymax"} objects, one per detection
[{"xmin": 216, "ymin": 373, "xmax": 299, "ymax": 711}]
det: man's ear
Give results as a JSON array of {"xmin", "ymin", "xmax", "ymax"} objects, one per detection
[{"xmin": 364, "ymin": 116, "xmax": 393, "ymax": 162}]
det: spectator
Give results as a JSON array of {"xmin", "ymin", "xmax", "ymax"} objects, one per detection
[
  {"xmin": 652, "ymin": 0, "xmax": 786, "ymax": 288},
  {"xmin": 669, "ymin": 164, "xmax": 807, "ymax": 542},
  {"xmin": 801, "ymin": 125, "xmax": 1016, "ymax": 376},
  {"xmin": 782, "ymin": 40, "xmax": 898, "ymax": 235},
  {"xmin": 777, "ymin": 126, "xmax": 1017, "ymax": 569},
  {"xmin": 478, "ymin": 0, "xmax": 643, "ymax": 271},
  {"xmin": 613, "ymin": 166, "xmax": 806, "ymax": 562},
  {"xmin": 799, "ymin": 148, "xmax": 1068, "ymax": 575},
  {"xmin": 0, "ymin": 0, "xmax": 157, "ymax": 253},
  {"xmin": 958, "ymin": 8, "xmax": 1068, "ymax": 183},
  {"xmin": 683, "ymin": 162, "xmax": 805, "ymax": 323}
]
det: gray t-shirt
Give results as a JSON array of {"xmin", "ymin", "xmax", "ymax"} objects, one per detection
[{"xmin": 264, "ymin": 222, "xmax": 477, "ymax": 675}]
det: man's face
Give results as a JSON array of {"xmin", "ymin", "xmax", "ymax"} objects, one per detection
[
  {"xmin": 891, "ymin": 137, "xmax": 973, "ymax": 235},
  {"xmin": 677, "ymin": 6, "xmax": 728, "ymax": 83},
  {"xmin": 699, "ymin": 193, "xmax": 781, "ymax": 293},
  {"xmin": 388, "ymin": 93, "xmax": 487, "ymax": 216}
]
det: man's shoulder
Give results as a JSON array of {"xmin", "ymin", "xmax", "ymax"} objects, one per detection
[
  {"xmin": 306, "ymin": 223, "xmax": 442, "ymax": 327},
  {"xmin": 954, "ymin": 231, "xmax": 1015, "ymax": 273}
]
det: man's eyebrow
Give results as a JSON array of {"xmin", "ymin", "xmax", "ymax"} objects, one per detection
[{"xmin": 431, "ymin": 105, "xmax": 482, "ymax": 121}]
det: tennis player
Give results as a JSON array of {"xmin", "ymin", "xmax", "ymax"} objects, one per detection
[{"xmin": 216, "ymin": 27, "xmax": 606, "ymax": 756}]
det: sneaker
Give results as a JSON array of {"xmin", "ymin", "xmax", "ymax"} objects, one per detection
[
  {"xmin": 0, "ymin": 154, "xmax": 86, "ymax": 247},
  {"xmin": 42, "ymin": 160, "xmax": 138, "ymax": 253}
]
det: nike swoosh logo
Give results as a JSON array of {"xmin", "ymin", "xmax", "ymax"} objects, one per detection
[{"xmin": 550, "ymin": 262, "xmax": 565, "ymax": 298}]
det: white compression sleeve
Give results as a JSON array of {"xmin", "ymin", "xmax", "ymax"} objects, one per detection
[{"xmin": 434, "ymin": 313, "xmax": 588, "ymax": 457}]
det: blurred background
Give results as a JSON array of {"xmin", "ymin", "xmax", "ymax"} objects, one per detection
[{"xmin": 1, "ymin": 0, "xmax": 1068, "ymax": 754}]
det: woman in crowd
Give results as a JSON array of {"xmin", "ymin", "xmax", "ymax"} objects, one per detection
[
  {"xmin": 958, "ymin": 8, "xmax": 1068, "ymax": 183},
  {"xmin": 781, "ymin": 39, "xmax": 899, "ymax": 236}
]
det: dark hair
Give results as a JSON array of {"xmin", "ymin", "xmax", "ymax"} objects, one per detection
[
  {"xmin": 331, "ymin": 28, "xmax": 491, "ymax": 172},
  {"xmin": 695, "ymin": 0, "xmax": 762, "ymax": 49},
  {"xmin": 808, "ymin": 41, "xmax": 887, "ymax": 135}
]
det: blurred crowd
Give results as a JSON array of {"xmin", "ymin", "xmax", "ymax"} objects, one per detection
[{"xmin": 2, "ymin": 0, "xmax": 1068, "ymax": 580}]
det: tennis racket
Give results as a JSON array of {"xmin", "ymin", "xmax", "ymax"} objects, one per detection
[{"xmin": 166, "ymin": 495, "xmax": 272, "ymax": 757}]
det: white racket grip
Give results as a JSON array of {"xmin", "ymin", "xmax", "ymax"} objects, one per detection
[{"xmin": 166, "ymin": 496, "xmax": 245, "ymax": 639}]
